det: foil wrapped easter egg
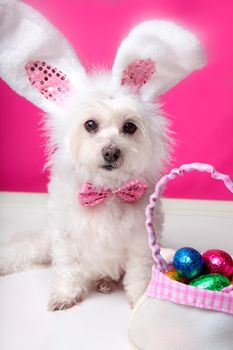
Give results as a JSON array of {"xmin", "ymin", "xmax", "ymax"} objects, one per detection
[
  {"xmin": 190, "ymin": 273, "xmax": 230, "ymax": 291},
  {"xmin": 173, "ymin": 247, "xmax": 203, "ymax": 279},
  {"xmin": 202, "ymin": 249, "xmax": 233, "ymax": 278},
  {"xmin": 165, "ymin": 270, "xmax": 185, "ymax": 283}
]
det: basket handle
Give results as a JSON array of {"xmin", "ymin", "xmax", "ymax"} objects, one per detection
[{"xmin": 145, "ymin": 163, "xmax": 233, "ymax": 272}]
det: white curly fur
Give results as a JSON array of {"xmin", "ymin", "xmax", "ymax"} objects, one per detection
[{"xmin": 0, "ymin": 71, "xmax": 170, "ymax": 310}]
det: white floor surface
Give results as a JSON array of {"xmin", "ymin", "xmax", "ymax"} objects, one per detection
[{"xmin": 0, "ymin": 193, "xmax": 232, "ymax": 350}]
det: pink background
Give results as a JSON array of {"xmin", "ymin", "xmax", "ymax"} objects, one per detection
[{"xmin": 0, "ymin": 0, "xmax": 233, "ymax": 200}]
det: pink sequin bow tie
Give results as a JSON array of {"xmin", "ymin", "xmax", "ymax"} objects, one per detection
[{"xmin": 78, "ymin": 180, "xmax": 148, "ymax": 207}]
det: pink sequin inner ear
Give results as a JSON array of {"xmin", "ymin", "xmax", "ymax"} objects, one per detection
[
  {"xmin": 25, "ymin": 61, "xmax": 70, "ymax": 104},
  {"xmin": 121, "ymin": 58, "xmax": 155, "ymax": 90}
]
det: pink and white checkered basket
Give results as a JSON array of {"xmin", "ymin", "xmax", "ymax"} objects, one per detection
[
  {"xmin": 145, "ymin": 163, "xmax": 233, "ymax": 315},
  {"xmin": 129, "ymin": 163, "xmax": 233, "ymax": 350}
]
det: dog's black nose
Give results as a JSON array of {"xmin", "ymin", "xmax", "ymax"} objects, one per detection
[{"xmin": 102, "ymin": 145, "xmax": 121, "ymax": 163}]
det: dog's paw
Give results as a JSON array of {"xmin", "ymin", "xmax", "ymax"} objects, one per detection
[
  {"xmin": 128, "ymin": 298, "xmax": 135, "ymax": 309},
  {"xmin": 47, "ymin": 290, "xmax": 86, "ymax": 312},
  {"xmin": 0, "ymin": 247, "xmax": 13, "ymax": 276},
  {"xmin": 125, "ymin": 283, "xmax": 147, "ymax": 309},
  {"xmin": 0, "ymin": 259, "xmax": 8, "ymax": 276},
  {"xmin": 94, "ymin": 277, "xmax": 118, "ymax": 294}
]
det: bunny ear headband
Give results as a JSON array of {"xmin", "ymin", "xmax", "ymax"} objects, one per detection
[{"xmin": 0, "ymin": 0, "xmax": 206, "ymax": 114}]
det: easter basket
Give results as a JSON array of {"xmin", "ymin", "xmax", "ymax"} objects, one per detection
[{"xmin": 129, "ymin": 163, "xmax": 233, "ymax": 350}]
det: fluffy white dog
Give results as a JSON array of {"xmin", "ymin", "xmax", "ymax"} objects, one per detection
[{"xmin": 0, "ymin": 1, "xmax": 205, "ymax": 311}]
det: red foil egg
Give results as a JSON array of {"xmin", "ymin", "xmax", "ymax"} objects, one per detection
[{"xmin": 202, "ymin": 249, "xmax": 233, "ymax": 278}]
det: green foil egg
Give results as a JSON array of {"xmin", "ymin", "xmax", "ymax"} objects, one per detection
[{"xmin": 190, "ymin": 273, "xmax": 230, "ymax": 291}]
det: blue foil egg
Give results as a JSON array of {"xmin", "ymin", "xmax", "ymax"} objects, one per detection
[{"xmin": 173, "ymin": 247, "xmax": 203, "ymax": 279}]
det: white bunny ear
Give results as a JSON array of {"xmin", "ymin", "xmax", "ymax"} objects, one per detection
[
  {"xmin": 112, "ymin": 20, "xmax": 206, "ymax": 100},
  {"xmin": 0, "ymin": 0, "xmax": 87, "ymax": 113}
]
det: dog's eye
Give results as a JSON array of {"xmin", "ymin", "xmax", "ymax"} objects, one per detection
[
  {"xmin": 84, "ymin": 120, "xmax": 98, "ymax": 133},
  {"xmin": 123, "ymin": 122, "xmax": 137, "ymax": 135}
]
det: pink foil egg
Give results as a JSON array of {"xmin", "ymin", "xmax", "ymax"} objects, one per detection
[{"xmin": 202, "ymin": 249, "xmax": 233, "ymax": 278}]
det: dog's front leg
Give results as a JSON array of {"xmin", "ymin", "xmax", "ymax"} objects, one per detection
[
  {"xmin": 48, "ymin": 264, "xmax": 89, "ymax": 311},
  {"xmin": 124, "ymin": 246, "xmax": 176, "ymax": 308},
  {"xmin": 47, "ymin": 231, "xmax": 90, "ymax": 311},
  {"xmin": 123, "ymin": 251, "xmax": 153, "ymax": 308}
]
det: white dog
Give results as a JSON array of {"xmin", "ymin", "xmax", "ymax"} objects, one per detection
[{"xmin": 0, "ymin": 1, "xmax": 205, "ymax": 311}]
